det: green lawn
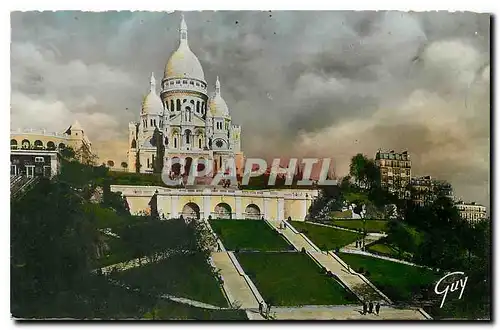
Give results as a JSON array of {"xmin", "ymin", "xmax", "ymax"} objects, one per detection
[
  {"xmin": 209, "ymin": 220, "xmax": 293, "ymax": 251},
  {"xmin": 329, "ymin": 219, "xmax": 388, "ymax": 233},
  {"xmin": 12, "ymin": 274, "xmax": 246, "ymax": 320},
  {"xmin": 366, "ymin": 243, "xmax": 396, "ymax": 256},
  {"xmin": 290, "ymin": 221, "xmax": 362, "ymax": 249},
  {"xmin": 111, "ymin": 253, "xmax": 228, "ymax": 307},
  {"xmin": 236, "ymin": 252, "xmax": 358, "ymax": 306},
  {"xmin": 338, "ymin": 253, "xmax": 441, "ymax": 302},
  {"xmin": 330, "ymin": 210, "xmax": 352, "ymax": 218}
]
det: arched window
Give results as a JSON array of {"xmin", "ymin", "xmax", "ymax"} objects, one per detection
[
  {"xmin": 10, "ymin": 139, "xmax": 17, "ymax": 149},
  {"xmin": 176, "ymin": 99, "xmax": 181, "ymax": 112},
  {"xmin": 147, "ymin": 158, "xmax": 150, "ymax": 168},
  {"xmin": 185, "ymin": 130, "xmax": 191, "ymax": 144},
  {"xmin": 131, "ymin": 139, "xmax": 137, "ymax": 149},
  {"xmin": 58, "ymin": 143, "xmax": 65, "ymax": 150},
  {"xmin": 198, "ymin": 138, "xmax": 202, "ymax": 149},
  {"xmin": 174, "ymin": 137, "xmax": 178, "ymax": 148},
  {"xmin": 171, "ymin": 100, "xmax": 174, "ymax": 112},
  {"xmin": 190, "ymin": 100, "xmax": 195, "ymax": 105},
  {"xmin": 196, "ymin": 101, "xmax": 200, "ymax": 113}
]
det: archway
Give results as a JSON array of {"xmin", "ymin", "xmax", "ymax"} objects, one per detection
[
  {"xmin": 34, "ymin": 140, "xmax": 43, "ymax": 149},
  {"xmin": 214, "ymin": 203, "xmax": 232, "ymax": 219},
  {"xmin": 182, "ymin": 202, "xmax": 200, "ymax": 220},
  {"xmin": 10, "ymin": 139, "xmax": 17, "ymax": 149},
  {"xmin": 58, "ymin": 143, "xmax": 66, "ymax": 150},
  {"xmin": 21, "ymin": 139, "xmax": 30, "ymax": 149},
  {"xmin": 245, "ymin": 204, "xmax": 261, "ymax": 220},
  {"xmin": 171, "ymin": 157, "xmax": 181, "ymax": 175},
  {"xmin": 47, "ymin": 141, "xmax": 56, "ymax": 150}
]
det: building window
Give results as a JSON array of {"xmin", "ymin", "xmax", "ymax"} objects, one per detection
[
  {"xmin": 174, "ymin": 137, "xmax": 178, "ymax": 148},
  {"xmin": 176, "ymin": 99, "xmax": 181, "ymax": 111},
  {"xmin": 199, "ymin": 138, "xmax": 202, "ymax": 149},
  {"xmin": 35, "ymin": 157, "xmax": 44, "ymax": 163}
]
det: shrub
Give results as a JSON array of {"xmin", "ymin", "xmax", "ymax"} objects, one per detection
[
  {"xmin": 358, "ymin": 267, "xmax": 364, "ymax": 274},
  {"xmin": 235, "ymin": 249, "xmax": 240, "ymax": 253}
]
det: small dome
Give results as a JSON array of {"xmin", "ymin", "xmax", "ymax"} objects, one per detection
[
  {"xmin": 142, "ymin": 73, "xmax": 163, "ymax": 115},
  {"xmin": 209, "ymin": 76, "xmax": 230, "ymax": 118},
  {"xmin": 164, "ymin": 15, "xmax": 205, "ymax": 81}
]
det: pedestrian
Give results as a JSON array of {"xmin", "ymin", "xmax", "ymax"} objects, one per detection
[
  {"xmin": 362, "ymin": 301, "xmax": 367, "ymax": 315},
  {"xmin": 355, "ymin": 241, "xmax": 358, "ymax": 248},
  {"xmin": 369, "ymin": 301, "xmax": 374, "ymax": 314},
  {"xmin": 217, "ymin": 242, "xmax": 221, "ymax": 252},
  {"xmin": 375, "ymin": 302, "xmax": 380, "ymax": 315},
  {"xmin": 259, "ymin": 301, "xmax": 263, "ymax": 315},
  {"xmin": 266, "ymin": 303, "xmax": 271, "ymax": 317}
]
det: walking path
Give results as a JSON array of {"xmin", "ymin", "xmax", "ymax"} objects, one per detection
[
  {"xmin": 259, "ymin": 305, "xmax": 430, "ymax": 320},
  {"xmin": 210, "ymin": 251, "xmax": 260, "ymax": 309},
  {"xmin": 344, "ymin": 233, "xmax": 384, "ymax": 250}
]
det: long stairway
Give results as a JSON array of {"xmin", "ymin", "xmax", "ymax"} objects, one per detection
[{"xmin": 210, "ymin": 252, "xmax": 260, "ymax": 309}]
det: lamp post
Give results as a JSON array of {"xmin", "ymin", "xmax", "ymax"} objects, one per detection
[{"xmin": 361, "ymin": 204, "xmax": 366, "ymax": 251}]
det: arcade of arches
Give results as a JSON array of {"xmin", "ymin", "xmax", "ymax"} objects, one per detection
[{"xmin": 112, "ymin": 186, "xmax": 316, "ymax": 221}]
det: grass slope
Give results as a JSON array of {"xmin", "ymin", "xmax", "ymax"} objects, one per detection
[
  {"xmin": 112, "ymin": 253, "xmax": 228, "ymax": 307},
  {"xmin": 237, "ymin": 252, "xmax": 358, "ymax": 306},
  {"xmin": 210, "ymin": 220, "xmax": 292, "ymax": 251},
  {"xmin": 338, "ymin": 253, "xmax": 440, "ymax": 302},
  {"xmin": 290, "ymin": 221, "xmax": 362, "ymax": 249}
]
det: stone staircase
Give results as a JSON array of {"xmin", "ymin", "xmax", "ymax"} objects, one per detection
[{"xmin": 210, "ymin": 251, "xmax": 260, "ymax": 309}]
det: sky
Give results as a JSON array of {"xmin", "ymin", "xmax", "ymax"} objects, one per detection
[{"xmin": 10, "ymin": 11, "xmax": 490, "ymax": 207}]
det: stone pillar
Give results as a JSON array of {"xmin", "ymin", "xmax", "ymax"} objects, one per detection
[
  {"xmin": 235, "ymin": 195, "xmax": 242, "ymax": 219},
  {"xmin": 171, "ymin": 195, "xmax": 179, "ymax": 218},
  {"xmin": 203, "ymin": 191, "xmax": 211, "ymax": 219},
  {"xmin": 263, "ymin": 192, "xmax": 270, "ymax": 220},
  {"xmin": 300, "ymin": 196, "xmax": 308, "ymax": 220},
  {"xmin": 180, "ymin": 158, "xmax": 186, "ymax": 176},
  {"xmin": 277, "ymin": 197, "xmax": 285, "ymax": 221},
  {"xmin": 51, "ymin": 154, "xmax": 58, "ymax": 177}
]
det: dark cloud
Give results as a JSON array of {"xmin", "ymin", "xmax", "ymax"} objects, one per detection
[{"xmin": 10, "ymin": 10, "xmax": 490, "ymax": 207}]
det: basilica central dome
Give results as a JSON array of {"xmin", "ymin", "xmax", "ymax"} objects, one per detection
[{"xmin": 164, "ymin": 15, "xmax": 205, "ymax": 82}]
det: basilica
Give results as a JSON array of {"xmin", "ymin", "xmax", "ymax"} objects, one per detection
[{"xmin": 127, "ymin": 15, "xmax": 244, "ymax": 180}]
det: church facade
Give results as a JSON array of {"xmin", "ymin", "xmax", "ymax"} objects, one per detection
[{"xmin": 127, "ymin": 15, "xmax": 244, "ymax": 180}]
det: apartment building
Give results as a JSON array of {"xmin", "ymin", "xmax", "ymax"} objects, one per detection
[{"xmin": 375, "ymin": 149, "xmax": 411, "ymax": 199}]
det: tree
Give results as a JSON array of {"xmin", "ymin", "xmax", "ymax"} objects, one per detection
[
  {"xmin": 121, "ymin": 162, "xmax": 128, "ymax": 170},
  {"xmin": 107, "ymin": 160, "xmax": 115, "ymax": 168},
  {"xmin": 386, "ymin": 220, "xmax": 416, "ymax": 258},
  {"xmin": 153, "ymin": 128, "xmax": 165, "ymax": 174},
  {"xmin": 135, "ymin": 151, "xmax": 141, "ymax": 173},
  {"xmin": 349, "ymin": 153, "xmax": 367, "ymax": 186}
]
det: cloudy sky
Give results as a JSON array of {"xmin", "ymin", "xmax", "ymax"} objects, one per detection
[{"xmin": 10, "ymin": 11, "xmax": 490, "ymax": 207}]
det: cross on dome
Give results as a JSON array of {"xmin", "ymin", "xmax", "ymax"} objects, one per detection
[
  {"xmin": 215, "ymin": 76, "xmax": 221, "ymax": 95},
  {"xmin": 150, "ymin": 72, "xmax": 156, "ymax": 93},
  {"xmin": 180, "ymin": 13, "xmax": 188, "ymax": 43}
]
